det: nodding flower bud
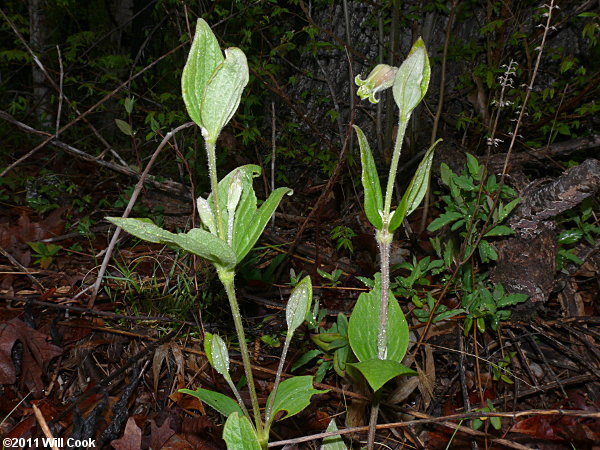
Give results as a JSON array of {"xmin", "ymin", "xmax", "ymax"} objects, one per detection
[
  {"xmin": 197, "ymin": 196, "xmax": 217, "ymax": 235},
  {"xmin": 355, "ymin": 64, "xmax": 398, "ymax": 104}
]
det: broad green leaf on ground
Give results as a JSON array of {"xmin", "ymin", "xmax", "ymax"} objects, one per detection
[
  {"xmin": 266, "ymin": 376, "xmax": 327, "ymax": 427},
  {"xmin": 171, "ymin": 228, "xmax": 236, "ymax": 268},
  {"xmin": 348, "ymin": 359, "xmax": 416, "ymax": 392},
  {"xmin": 348, "ymin": 274, "xmax": 409, "ymax": 363},
  {"xmin": 223, "ymin": 412, "xmax": 261, "ymax": 450}
]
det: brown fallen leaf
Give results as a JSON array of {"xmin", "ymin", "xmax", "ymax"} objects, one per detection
[
  {"xmin": 111, "ymin": 416, "xmax": 142, "ymax": 450},
  {"xmin": 0, "ymin": 318, "xmax": 62, "ymax": 396},
  {"xmin": 149, "ymin": 417, "xmax": 176, "ymax": 450}
]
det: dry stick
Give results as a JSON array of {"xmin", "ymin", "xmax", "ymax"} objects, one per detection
[
  {"xmin": 419, "ymin": 0, "xmax": 457, "ymax": 234},
  {"xmin": 88, "ymin": 122, "xmax": 195, "ymax": 307},
  {"xmin": 500, "ymin": 0, "xmax": 555, "ymax": 177},
  {"xmin": 0, "ymin": 110, "xmax": 190, "ymax": 198},
  {"xmin": 0, "ymin": 247, "xmax": 45, "ymax": 290},
  {"xmin": 32, "ymin": 404, "xmax": 60, "ymax": 450},
  {"xmin": 0, "ymin": 9, "xmax": 116, "ymax": 158},
  {"xmin": 268, "ymin": 408, "xmax": 600, "ymax": 449},
  {"xmin": 270, "ymin": 101, "xmax": 276, "ymax": 229},
  {"xmin": 0, "ymin": 33, "xmax": 188, "ymax": 178}
]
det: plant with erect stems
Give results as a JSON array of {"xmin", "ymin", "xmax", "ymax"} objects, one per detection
[
  {"xmin": 107, "ymin": 20, "xmax": 325, "ymax": 449},
  {"xmin": 351, "ymin": 39, "xmax": 440, "ymax": 448}
]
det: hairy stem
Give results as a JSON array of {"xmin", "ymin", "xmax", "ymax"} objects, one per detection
[
  {"xmin": 383, "ymin": 116, "xmax": 409, "ymax": 218},
  {"xmin": 219, "ymin": 270, "xmax": 264, "ymax": 436},
  {"xmin": 205, "ymin": 140, "xmax": 225, "ymax": 239}
]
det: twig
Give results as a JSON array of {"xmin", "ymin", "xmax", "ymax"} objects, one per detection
[
  {"xmin": 268, "ymin": 408, "xmax": 600, "ymax": 448},
  {"xmin": 501, "ymin": 1, "xmax": 557, "ymax": 176},
  {"xmin": 0, "ymin": 246, "xmax": 45, "ymax": 290},
  {"xmin": 32, "ymin": 404, "xmax": 59, "ymax": 450},
  {"xmin": 88, "ymin": 122, "xmax": 195, "ymax": 306},
  {"xmin": 271, "ymin": 101, "xmax": 276, "ymax": 229},
  {"xmin": 0, "ymin": 26, "xmax": 188, "ymax": 178}
]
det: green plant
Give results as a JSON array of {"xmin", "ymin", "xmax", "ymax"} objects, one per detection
[
  {"xmin": 472, "ymin": 399, "xmax": 502, "ymax": 431},
  {"xmin": 556, "ymin": 200, "xmax": 600, "ymax": 270},
  {"xmin": 293, "ymin": 312, "xmax": 350, "ymax": 382},
  {"xmin": 107, "ymin": 20, "xmax": 324, "ymax": 449},
  {"xmin": 27, "ymin": 242, "xmax": 61, "ymax": 269},
  {"xmin": 491, "ymin": 351, "xmax": 516, "ymax": 385},
  {"xmin": 352, "ymin": 39, "xmax": 439, "ymax": 448},
  {"xmin": 317, "ymin": 267, "xmax": 343, "ymax": 287},
  {"xmin": 461, "ymin": 281, "xmax": 528, "ymax": 335},
  {"xmin": 330, "ymin": 225, "xmax": 357, "ymax": 254},
  {"xmin": 423, "ymin": 155, "xmax": 529, "ymax": 332}
]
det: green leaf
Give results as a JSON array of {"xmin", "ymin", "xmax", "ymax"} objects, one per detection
[
  {"xmin": 348, "ymin": 359, "xmax": 416, "ymax": 392},
  {"xmin": 107, "ymin": 217, "xmax": 176, "ymax": 243},
  {"xmin": 207, "ymin": 333, "xmax": 230, "ymax": 378},
  {"xmin": 179, "ymin": 388, "xmax": 243, "ymax": 417},
  {"xmin": 234, "ymin": 186, "xmax": 292, "ymax": 262},
  {"xmin": 181, "ymin": 19, "xmax": 224, "ymax": 129},
  {"xmin": 114, "ymin": 118, "xmax": 134, "ymax": 136},
  {"xmin": 266, "ymin": 376, "xmax": 327, "ymax": 427},
  {"xmin": 322, "ymin": 419, "xmax": 347, "ymax": 450},
  {"xmin": 497, "ymin": 293, "xmax": 529, "ymax": 308},
  {"xmin": 291, "ymin": 349, "xmax": 322, "ymax": 372},
  {"xmin": 389, "ymin": 139, "xmax": 439, "ymax": 232},
  {"xmin": 478, "ymin": 240, "xmax": 498, "ymax": 262},
  {"xmin": 440, "ymin": 163, "xmax": 453, "ymax": 187},
  {"xmin": 200, "ymin": 47, "xmax": 249, "ymax": 142},
  {"xmin": 558, "ymin": 229, "xmax": 583, "ymax": 245},
  {"xmin": 353, "ymin": 125, "xmax": 383, "ymax": 230},
  {"xmin": 286, "ymin": 276, "xmax": 313, "ymax": 333},
  {"xmin": 393, "ymin": 38, "xmax": 430, "ymax": 119},
  {"xmin": 465, "ymin": 153, "xmax": 481, "ymax": 179},
  {"xmin": 427, "ymin": 211, "xmax": 462, "ymax": 231},
  {"xmin": 484, "ymin": 225, "xmax": 514, "ymax": 237},
  {"xmin": 223, "ymin": 412, "xmax": 261, "ymax": 450},
  {"xmin": 171, "ymin": 228, "xmax": 237, "ymax": 269},
  {"xmin": 348, "ymin": 274, "xmax": 409, "ymax": 362}
]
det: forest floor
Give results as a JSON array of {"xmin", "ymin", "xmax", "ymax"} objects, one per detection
[{"xmin": 0, "ymin": 153, "xmax": 599, "ymax": 450}]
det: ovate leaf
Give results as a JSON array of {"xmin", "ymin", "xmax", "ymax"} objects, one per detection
[
  {"xmin": 348, "ymin": 274, "xmax": 409, "ymax": 363},
  {"xmin": 223, "ymin": 412, "xmax": 261, "ymax": 450},
  {"xmin": 181, "ymin": 19, "xmax": 224, "ymax": 129},
  {"xmin": 107, "ymin": 218, "xmax": 176, "ymax": 243},
  {"xmin": 348, "ymin": 359, "xmax": 416, "ymax": 392},
  {"xmin": 286, "ymin": 276, "xmax": 313, "ymax": 333},
  {"xmin": 393, "ymin": 38, "xmax": 430, "ymax": 119},
  {"xmin": 200, "ymin": 47, "xmax": 249, "ymax": 142},
  {"xmin": 265, "ymin": 376, "xmax": 327, "ymax": 427},
  {"xmin": 171, "ymin": 228, "xmax": 236, "ymax": 269},
  {"xmin": 204, "ymin": 333, "xmax": 230, "ymax": 378},
  {"xmin": 353, "ymin": 125, "xmax": 383, "ymax": 230}
]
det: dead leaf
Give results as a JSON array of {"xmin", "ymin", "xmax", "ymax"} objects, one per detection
[
  {"xmin": 150, "ymin": 418, "xmax": 176, "ymax": 450},
  {"xmin": 111, "ymin": 416, "xmax": 142, "ymax": 450},
  {"xmin": 0, "ymin": 318, "xmax": 62, "ymax": 396}
]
